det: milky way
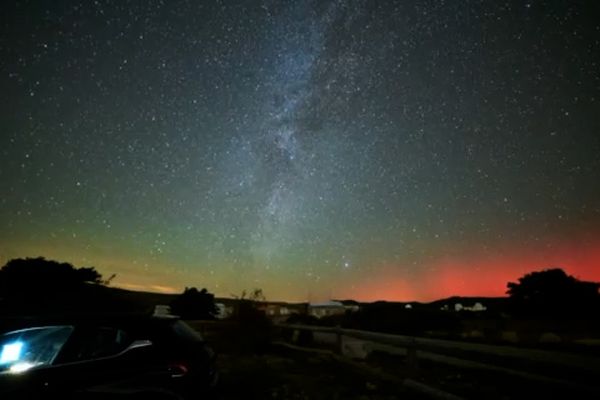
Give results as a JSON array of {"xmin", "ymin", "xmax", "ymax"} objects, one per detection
[{"xmin": 1, "ymin": 1, "xmax": 599, "ymax": 301}]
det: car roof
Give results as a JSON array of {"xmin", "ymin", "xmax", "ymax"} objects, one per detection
[{"xmin": 0, "ymin": 313, "xmax": 179, "ymax": 334}]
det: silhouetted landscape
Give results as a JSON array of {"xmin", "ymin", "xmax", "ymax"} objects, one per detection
[{"xmin": 1, "ymin": 257, "xmax": 600, "ymax": 399}]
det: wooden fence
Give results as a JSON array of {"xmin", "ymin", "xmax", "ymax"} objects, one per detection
[{"xmin": 276, "ymin": 323, "xmax": 600, "ymax": 397}]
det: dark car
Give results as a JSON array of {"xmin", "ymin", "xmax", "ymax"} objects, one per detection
[{"xmin": 0, "ymin": 314, "xmax": 217, "ymax": 399}]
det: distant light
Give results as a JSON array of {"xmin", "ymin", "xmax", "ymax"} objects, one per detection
[
  {"xmin": 9, "ymin": 362, "xmax": 36, "ymax": 373},
  {"xmin": 0, "ymin": 342, "xmax": 23, "ymax": 364}
]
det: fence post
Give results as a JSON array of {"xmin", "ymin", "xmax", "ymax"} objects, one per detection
[{"xmin": 335, "ymin": 325, "xmax": 343, "ymax": 354}]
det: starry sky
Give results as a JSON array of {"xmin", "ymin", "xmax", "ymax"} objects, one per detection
[{"xmin": 1, "ymin": 1, "xmax": 599, "ymax": 302}]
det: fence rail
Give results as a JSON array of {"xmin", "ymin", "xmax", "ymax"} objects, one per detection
[{"xmin": 276, "ymin": 323, "xmax": 600, "ymax": 396}]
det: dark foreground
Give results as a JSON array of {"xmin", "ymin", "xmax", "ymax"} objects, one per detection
[
  {"xmin": 217, "ymin": 348, "xmax": 411, "ymax": 400},
  {"xmin": 190, "ymin": 321, "xmax": 420, "ymax": 400},
  {"xmin": 191, "ymin": 320, "xmax": 600, "ymax": 400}
]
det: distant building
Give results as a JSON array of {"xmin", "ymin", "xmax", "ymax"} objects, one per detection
[
  {"xmin": 308, "ymin": 301, "xmax": 346, "ymax": 318},
  {"xmin": 254, "ymin": 302, "xmax": 305, "ymax": 322},
  {"xmin": 468, "ymin": 302, "xmax": 487, "ymax": 312},
  {"xmin": 451, "ymin": 302, "xmax": 487, "ymax": 312},
  {"xmin": 264, "ymin": 304, "xmax": 292, "ymax": 317},
  {"xmin": 340, "ymin": 300, "xmax": 361, "ymax": 313},
  {"xmin": 215, "ymin": 302, "xmax": 234, "ymax": 319},
  {"xmin": 436, "ymin": 296, "xmax": 505, "ymax": 313},
  {"xmin": 153, "ymin": 304, "xmax": 172, "ymax": 316}
]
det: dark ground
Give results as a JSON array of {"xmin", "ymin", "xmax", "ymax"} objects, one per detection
[
  {"xmin": 189, "ymin": 320, "xmax": 600, "ymax": 400},
  {"xmin": 216, "ymin": 348, "xmax": 411, "ymax": 400},
  {"xmin": 187, "ymin": 321, "xmax": 423, "ymax": 400}
]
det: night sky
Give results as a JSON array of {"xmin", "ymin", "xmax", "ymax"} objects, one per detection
[{"xmin": 1, "ymin": 1, "xmax": 599, "ymax": 302}]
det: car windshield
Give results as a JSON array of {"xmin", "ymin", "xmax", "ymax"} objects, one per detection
[{"xmin": 0, "ymin": 326, "xmax": 73, "ymax": 373}]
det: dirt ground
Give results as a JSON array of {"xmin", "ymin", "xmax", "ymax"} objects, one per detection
[
  {"xmin": 188, "ymin": 320, "xmax": 420, "ymax": 399},
  {"xmin": 215, "ymin": 346, "xmax": 415, "ymax": 400}
]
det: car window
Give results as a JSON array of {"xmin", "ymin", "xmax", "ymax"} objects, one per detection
[
  {"xmin": 64, "ymin": 326, "xmax": 131, "ymax": 362},
  {"xmin": 0, "ymin": 326, "xmax": 73, "ymax": 373},
  {"xmin": 171, "ymin": 320, "xmax": 203, "ymax": 343}
]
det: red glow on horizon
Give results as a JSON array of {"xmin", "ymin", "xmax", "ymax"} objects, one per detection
[{"xmin": 345, "ymin": 236, "xmax": 600, "ymax": 302}]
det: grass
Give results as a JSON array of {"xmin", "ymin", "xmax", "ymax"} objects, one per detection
[
  {"xmin": 192, "ymin": 319, "xmax": 600, "ymax": 400},
  {"xmin": 216, "ymin": 346, "xmax": 411, "ymax": 400},
  {"xmin": 189, "ymin": 320, "xmax": 421, "ymax": 400}
]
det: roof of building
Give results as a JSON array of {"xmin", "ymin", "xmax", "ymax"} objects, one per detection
[{"xmin": 309, "ymin": 300, "xmax": 344, "ymax": 308}]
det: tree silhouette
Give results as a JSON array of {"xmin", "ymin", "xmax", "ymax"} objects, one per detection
[
  {"xmin": 507, "ymin": 268, "xmax": 600, "ymax": 317},
  {"xmin": 170, "ymin": 287, "xmax": 218, "ymax": 320},
  {"xmin": 232, "ymin": 289, "xmax": 272, "ymax": 353},
  {"xmin": 237, "ymin": 288, "xmax": 265, "ymax": 302},
  {"xmin": 0, "ymin": 257, "xmax": 128, "ymax": 316},
  {"xmin": 0, "ymin": 257, "xmax": 104, "ymax": 296}
]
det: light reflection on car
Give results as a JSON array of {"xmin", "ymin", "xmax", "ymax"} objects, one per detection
[
  {"xmin": 1, "ymin": 326, "xmax": 74, "ymax": 374},
  {"xmin": 0, "ymin": 315, "xmax": 217, "ymax": 399}
]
